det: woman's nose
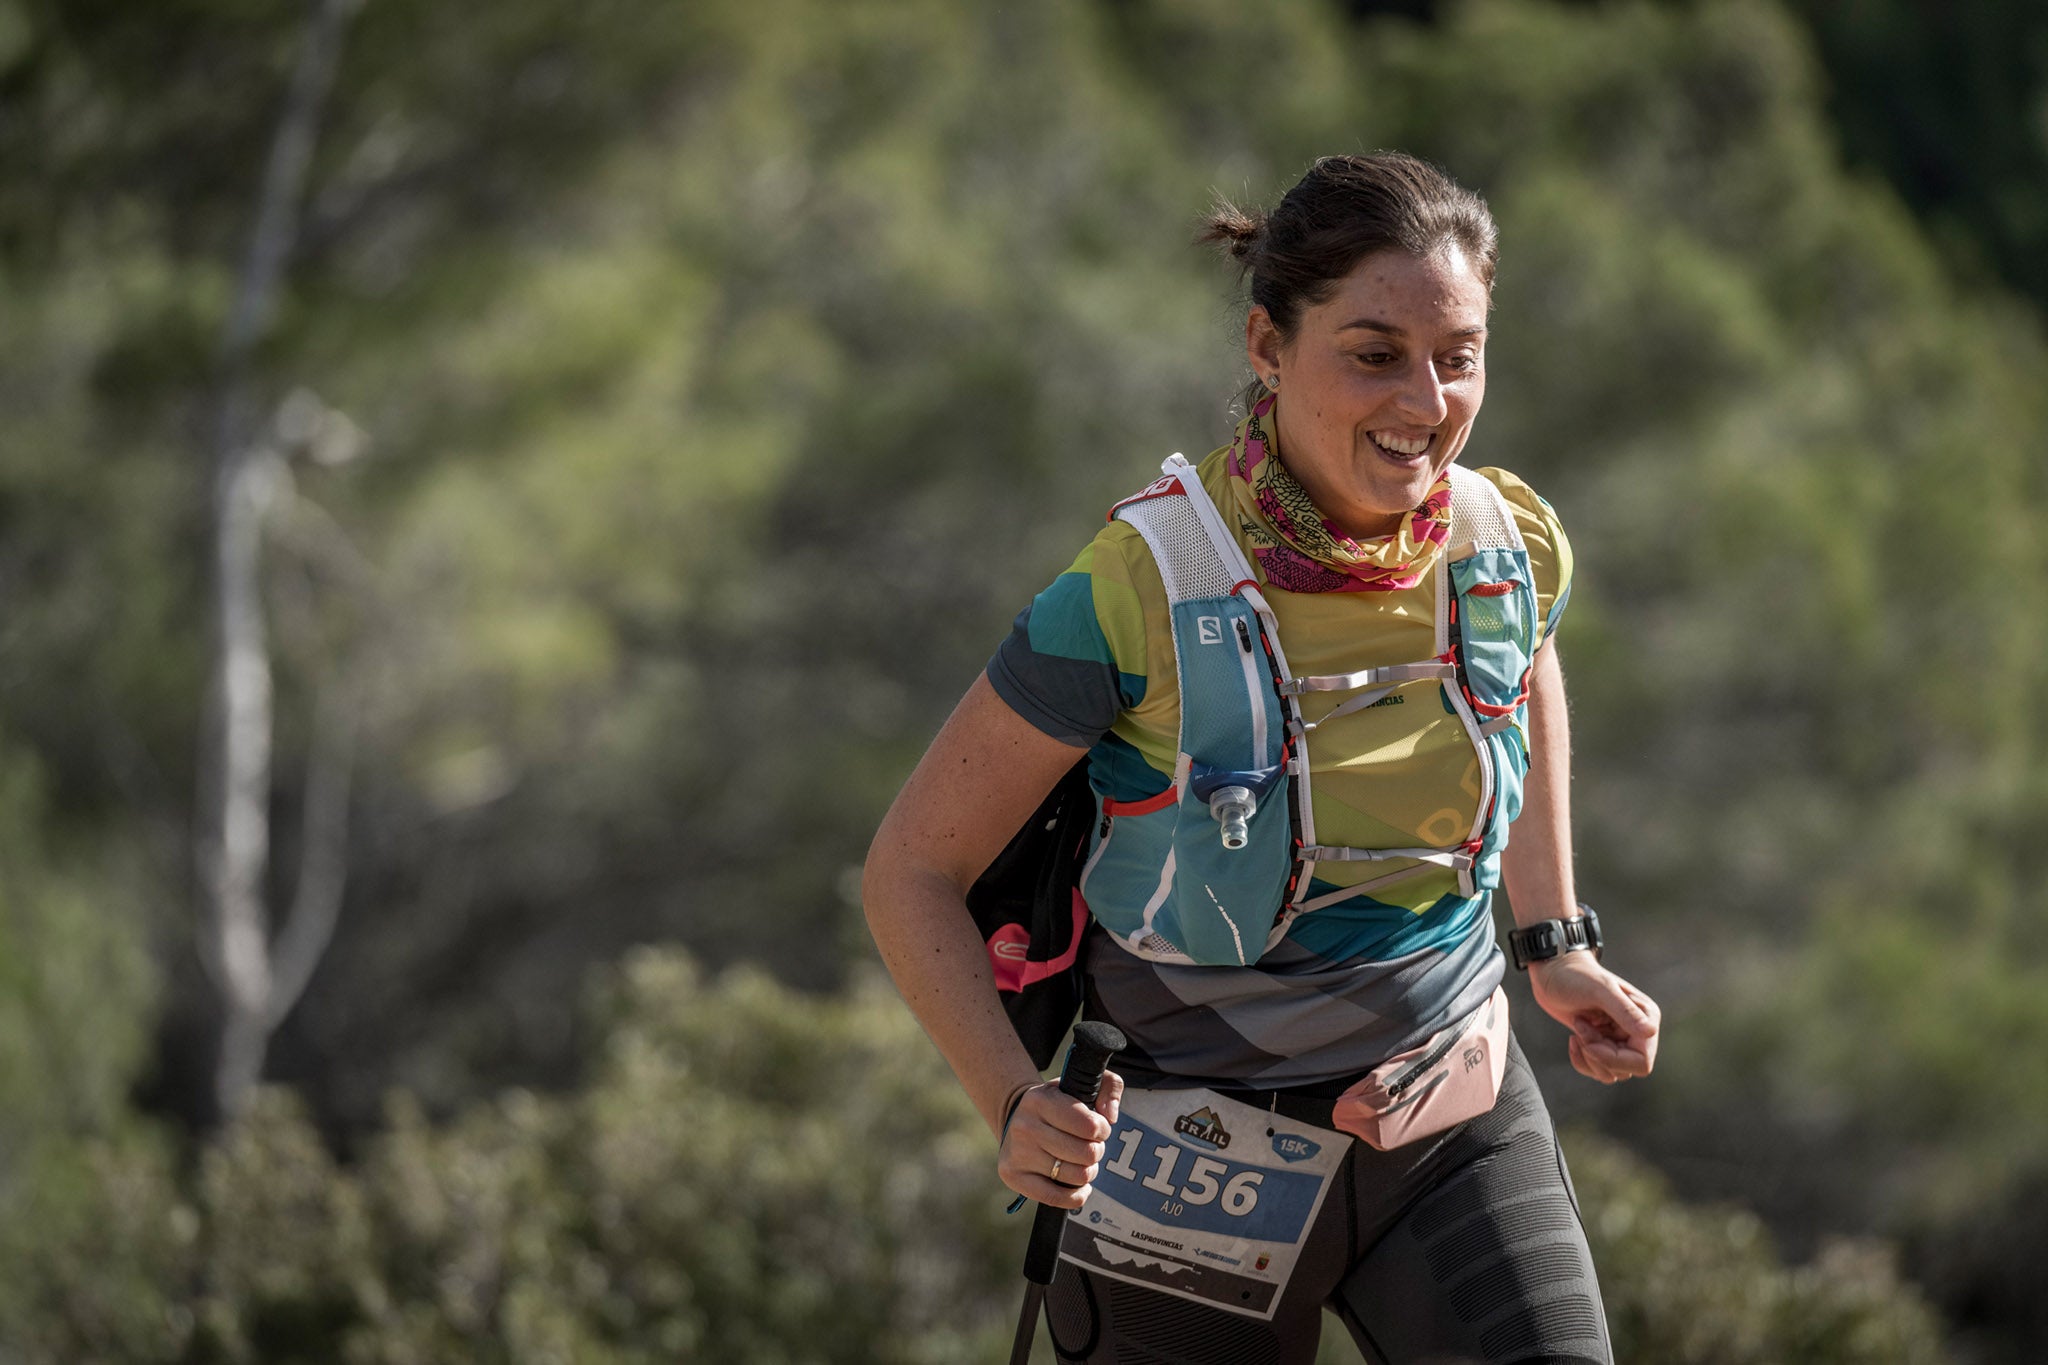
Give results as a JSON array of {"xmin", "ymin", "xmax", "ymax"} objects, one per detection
[{"xmin": 1396, "ymin": 359, "xmax": 1449, "ymax": 425}]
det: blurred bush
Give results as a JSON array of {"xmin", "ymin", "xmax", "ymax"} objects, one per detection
[
  {"xmin": 1567, "ymin": 1131, "xmax": 1949, "ymax": 1365},
  {"xmin": 0, "ymin": 951, "xmax": 1019, "ymax": 1363},
  {"xmin": 0, "ymin": 949, "xmax": 1953, "ymax": 1364}
]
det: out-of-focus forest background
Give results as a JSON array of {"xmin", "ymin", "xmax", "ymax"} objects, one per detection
[{"xmin": 4, "ymin": 0, "xmax": 2046, "ymax": 1360}]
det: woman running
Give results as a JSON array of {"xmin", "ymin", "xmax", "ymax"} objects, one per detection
[{"xmin": 865, "ymin": 151, "xmax": 1660, "ymax": 1365}]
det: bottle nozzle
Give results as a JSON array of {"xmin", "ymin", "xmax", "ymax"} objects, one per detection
[{"xmin": 1208, "ymin": 785, "xmax": 1256, "ymax": 850}]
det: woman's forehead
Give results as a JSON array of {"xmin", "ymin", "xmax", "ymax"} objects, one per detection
[{"xmin": 1316, "ymin": 246, "xmax": 1491, "ymax": 334}]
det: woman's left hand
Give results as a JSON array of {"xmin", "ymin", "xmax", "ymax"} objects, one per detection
[{"xmin": 1526, "ymin": 952, "xmax": 1660, "ymax": 1083}]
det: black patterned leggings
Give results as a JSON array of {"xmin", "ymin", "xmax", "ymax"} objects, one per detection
[{"xmin": 1042, "ymin": 1035, "xmax": 1611, "ymax": 1364}]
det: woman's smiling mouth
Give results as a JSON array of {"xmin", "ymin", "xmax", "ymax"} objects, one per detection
[{"xmin": 1368, "ymin": 430, "xmax": 1435, "ymax": 462}]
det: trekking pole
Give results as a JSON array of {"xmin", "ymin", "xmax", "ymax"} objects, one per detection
[{"xmin": 1008, "ymin": 1021, "xmax": 1126, "ymax": 1365}]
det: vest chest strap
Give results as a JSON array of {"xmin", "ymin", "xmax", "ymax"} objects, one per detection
[
  {"xmin": 1292, "ymin": 655, "xmax": 1460, "ymax": 734},
  {"xmin": 1290, "ymin": 851, "xmax": 1476, "ymax": 913},
  {"xmin": 1300, "ymin": 844, "xmax": 1477, "ymax": 869},
  {"xmin": 1279, "ymin": 661, "xmax": 1454, "ymax": 697}
]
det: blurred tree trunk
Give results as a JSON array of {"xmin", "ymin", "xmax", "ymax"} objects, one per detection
[{"xmin": 198, "ymin": 0, "xmax": 363, "ymax": 1123}]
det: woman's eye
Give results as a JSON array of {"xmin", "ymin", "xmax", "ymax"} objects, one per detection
[
  {"xmin": 1441, "ymin": 353, "xmax": 1481, "ymax": 373},
  {"xmin": 1356, "ymin": 351, "xmax": 1396, "ymax": 367}
]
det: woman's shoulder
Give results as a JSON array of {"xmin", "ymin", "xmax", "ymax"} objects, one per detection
[
  {"xmin": 1467, "ymin": 466, "xmax": 1568, "ymax": 552},
  {"xmin": 1077, "ymin": 510, "xmax": 1160, "ymax": 594},
  {"xmin": 1466, "ymin": 465, "xmax": 1563, "ymax": 530},
  {"xmin": 1030, "ymin": 506, "xmax": 1167, "ymax": 671},
  {"xmin": 1191, "ymin": 443, "xmax": 1236, "ymax": 504},
  {"xmin": 1466, "ymin": 465, "xmax": 1573, "ymax": 624},
  {"xmin": 1088, "ymin": 448, "xmax": 1239, "ymax": 585}
]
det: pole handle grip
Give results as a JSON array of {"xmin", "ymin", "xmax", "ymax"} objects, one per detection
[{"xmin": 1022, "ymin": 1022, "xmax": 1125, "ymax": 1285}]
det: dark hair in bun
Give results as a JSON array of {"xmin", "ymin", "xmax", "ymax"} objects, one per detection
[{"xmin": 1198, "ymin": 152, "xmax": 1498, "ymax": 339}]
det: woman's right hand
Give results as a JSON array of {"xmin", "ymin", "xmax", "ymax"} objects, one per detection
[
  {"xmin": 997, "ymin": 1072, "xmax": 1125, "ymax": 1209},
  {"xmin": 862, "ymin": 673, "xmax": 1119, "ymax": 1202}
]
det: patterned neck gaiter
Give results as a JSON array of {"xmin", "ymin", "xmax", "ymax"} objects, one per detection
[{"xmin": 1225, "ymin": 389, "xmax": 1453, "ymax": 594}]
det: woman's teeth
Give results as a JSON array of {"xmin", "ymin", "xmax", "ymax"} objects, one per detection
[{"xmin": 1371, "ymin": 431, "xmax": 1433, "ymax": 458}]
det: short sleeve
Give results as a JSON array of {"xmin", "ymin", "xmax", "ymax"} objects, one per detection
[
  {"xmin": 1479, "ymin": 467, "xmax": 1573, "ymax": 647},
  {"xmin": 986, "ymin": 529, "xmax": 1150, "ymax": 747}
]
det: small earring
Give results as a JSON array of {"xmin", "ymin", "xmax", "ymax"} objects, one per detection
[{"xmin": 1265, "ymin": 373, "xmax": 1279, "ymax": 390}]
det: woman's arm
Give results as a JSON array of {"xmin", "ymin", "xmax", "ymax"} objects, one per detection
[
  {"xmin": 1500, "ymin": 644, "xmax": 1662, "ymax": 1083},
  {"xmin": 862, "ymin": 673, "xmax": 1120, "ymax": 1206}
]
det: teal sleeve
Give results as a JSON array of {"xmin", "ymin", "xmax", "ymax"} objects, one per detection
[{"xmin": 987, "ymin": 569, "xmax": 1145, "ymax": 746}]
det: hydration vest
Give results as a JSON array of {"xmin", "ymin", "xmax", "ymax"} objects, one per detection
[{"xmin": 1076, "ymin": 454, "xmax": 1540, "ymax": 967}]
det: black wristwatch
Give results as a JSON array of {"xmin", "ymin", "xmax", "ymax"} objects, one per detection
[{"xmin": 1508, "ymin": 903, "xmax": 1602, "ymax": 970}]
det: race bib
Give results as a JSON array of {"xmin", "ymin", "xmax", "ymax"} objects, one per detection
[{"xmin": 1058, "ymin": 1087, "xmax": 1349, "ymax": 1320}]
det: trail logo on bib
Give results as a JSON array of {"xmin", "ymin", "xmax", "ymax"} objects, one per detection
[{"xmin": 1174, "ymin": 1107, "xmax": 1231, "ymax": 1149}]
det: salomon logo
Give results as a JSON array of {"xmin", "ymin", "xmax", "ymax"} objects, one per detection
[{"xmin": 1197, "ymin": 617, "xmax": 1224, "ymax": 645}]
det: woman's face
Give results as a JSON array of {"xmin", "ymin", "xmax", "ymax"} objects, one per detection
[{"xmin": 1246, "ymin": 245, "xmax": 1489, "ymax": 540}]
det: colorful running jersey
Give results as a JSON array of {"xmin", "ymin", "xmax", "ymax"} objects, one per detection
[{"xmin": 987, "ymin": 447, "xmax": 1573, "ymax": 1087}]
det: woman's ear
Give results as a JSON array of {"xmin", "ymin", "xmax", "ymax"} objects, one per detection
[{"xmin": 1244, "ymin": 306, "xmax": 1283, "ymax": 388}]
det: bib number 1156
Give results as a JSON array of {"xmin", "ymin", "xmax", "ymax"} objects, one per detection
[{"xmin": 1102, "ymin": 1128, "xmax": 1263, "ymax": 1217}]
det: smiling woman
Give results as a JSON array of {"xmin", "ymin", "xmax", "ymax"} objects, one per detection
[
  {"xmin": 1214, "ymin": 159, "xmax": 1496, "ymax": 543},
  {"xmin": 1247, "ymin": 248, "xmax": 1489, "ymax": 538},
  {"xmin": 863, "ymin": 152, "xmax": 1660, "ymax": 1365}
]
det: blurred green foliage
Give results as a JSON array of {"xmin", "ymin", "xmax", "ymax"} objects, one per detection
[
  {"xmin": 1570, "ymin": 1129, "xmax": 1949, "ymax": 1365},
  {"xmin": 0, "ymin": 950, "xmax": 1954, "ymax": 1364},
  {"xmin": 1784, "ymin": 0, "xmax": 2048, "ymax": 312},
  {"xmin": 3, "ymin": 0, "xmax": 2047, "ymax": 1356},
  {"xmin": 0, "ymin": 954, "xmax": 1025, "ymax": 1364}
]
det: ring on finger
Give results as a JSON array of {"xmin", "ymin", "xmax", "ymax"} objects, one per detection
[{"xmin": 1049, "ymin": 1158, "xmax": 1062, "ymax": 1182}]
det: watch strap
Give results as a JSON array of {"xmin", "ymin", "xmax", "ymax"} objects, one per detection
[{"xmin": 1508, "ymin": 903, "xmax": 1602, "ymax": 970}]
